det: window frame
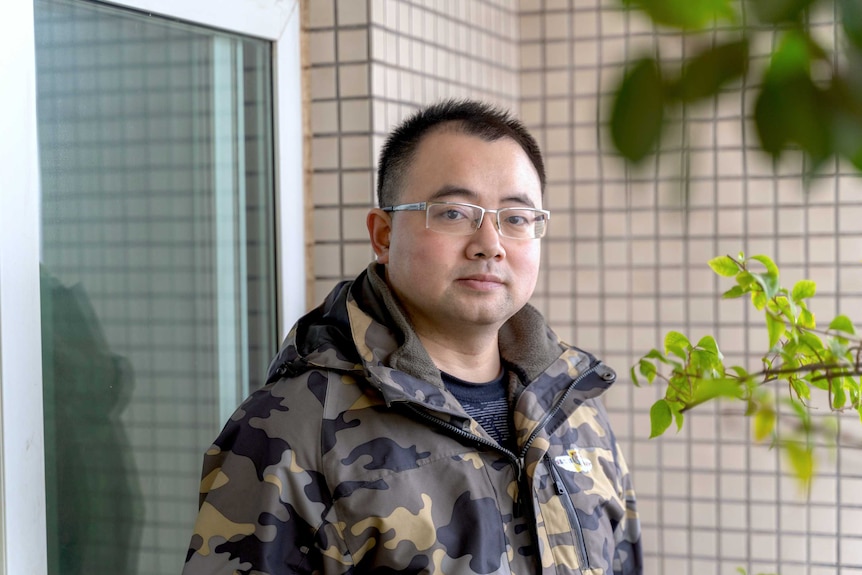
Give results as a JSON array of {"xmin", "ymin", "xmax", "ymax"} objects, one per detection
[{"xmin": 0, "ymin": 1, "xmax": 304, "ymax": 572}]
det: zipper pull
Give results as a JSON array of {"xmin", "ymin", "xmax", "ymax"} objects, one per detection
[
  {"xmin": 546, "ymin": 455, "xmax": 566, "ymax": 495},
  {"xmin": 512, "ymin": 457, "xmax": 525, "ymax": 517}
]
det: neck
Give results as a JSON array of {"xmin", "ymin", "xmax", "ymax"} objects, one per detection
[{"xmin": 416, "ymin": 329, "xmax": 502, "ymax": 383}]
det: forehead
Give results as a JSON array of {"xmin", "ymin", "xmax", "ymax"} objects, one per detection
[{"xmin": 403, "ymin": 129, "xmax": 542, "ymax": 204}]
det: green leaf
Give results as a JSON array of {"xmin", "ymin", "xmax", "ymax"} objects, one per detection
[
  {"xmin": 798, "ymin": 331, "xmax": 824, "ymax": 352},
  {"xmin": 649, "ymin": 399, "xmax": 674, "ymax": 438},
  {"xmin": 783, "ymin": 440, "xmax": 815, "ymax": 488},
  {"xmin": 768, "ymin": 30, "xmax": 816, "ymax": 79},
  {"xmin": 750, "ymin": 254, "xmax": 780, "ymax": 278},
  {"xmin": 722, "ymin": 285, "xmax": 746, "ymax": 299},
  {"xmin": 754, "ymin": 32, "xmax": 832, "ymax": 165},
  {"xmin": 753, "ymin": 407, "xmax": 776, "ymax": 442},
  {"xmin": 691, "ymin": 349, "xmax": 717, "ymax": 373},
  {"xmin": 751, "ymin": 290, "xmax": 768, "ymax": 311},
  {"xmin": 798, "ymin": 308, "xmax": 816, "ymax": 329},
  {"xmin": 826, "ymin": 76, "xmax": 862, "ymax": 172},
  {"xmin": 829, "ymin": 337, "xmax": 850, "ymax": 361},
  {"xmin": 833, "ymin": 381, "xmax": 847, "ymax": 410},
  {"xmin": 736, "ymin": 270, "xmax": 756, "ymax": 290},
  {"xmin": 845, "ymin": 376, "xmax": 861, "ymax": 402},
  {"xmin": 708, "ymin": 255, "xmax": 740, "ymax": 277},
  {"xmin": 829, "ymin": 314, "xmax": 857, "ymax": 336},
  {"xmin": 638, "ymin": 359, "xmax": 658, "ymax": 384},
  {"xmin": 696, "ymin": 335, "xmax": 722, "ymax": 359},
  {"xmin": 673, "ymin": 407, "xmax": 685, "ymax": 431},
  {"xmin": 671, "ymin": 40, "xmax": 749, "ymax": 102},
  {"xmin": 611, "ymin": 58, "xmax": 665, "ymax": 163},
  {"xmin": 766, "ymin": 313, "xmax": 786, "ymax": 348},
  {"xmin": 693, "ymin": 378, "xmax": 744, "ymax": 403},
  {"xmin": 790, "ymin": 378, "xmax": 811, "ymax": 401},
  {"xmin": 750, "ymin": 0, "xmax": 816, "ymax": 24},
  {"xmin": 644, "ymin": 348, "xmax": 670, "ymax": 363},
  {"xmin": 773, "ymin": 295, "xmax": 795, "ymax": 322},
  {"xmin": 838, "ymin": 0, "xmax": 862, "ymax": 51},
  {"xmin": 728, "ymin": 365, "xmax": 750, "ymax": 380},
  {"xmin": 625, "ymin": 0, "xmax": 736, "ymax": 29},
  {"xmin": 809, "ymin": 376, "xmax": 830, "ymax": 392},
  {"xmin": 664, "ymin": 331, "xmax": 691, "ymax": 359},
  {"xmin": 791, "ymin": 279, "xmax": 816, "ymax": 301},
  {"xmin": 751, "ymin": 272, "xmax": 780, "ymax": 299}
]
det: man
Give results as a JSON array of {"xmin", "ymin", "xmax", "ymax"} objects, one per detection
[{"xmin": 183, "ymin": 99, "xmax": 642, "ymax": 575}]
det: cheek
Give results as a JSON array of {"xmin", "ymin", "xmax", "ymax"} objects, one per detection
[
  {"xmin": 387, "ymin": 234, "xmax": 446, "ymax": 283},
  {"xmin": 390, "ymin": 229, "xmax": 450, "ymax": 265},
  {"xmin": 513, "ymin": 244, "xmax": 542, "ymax": 275}
]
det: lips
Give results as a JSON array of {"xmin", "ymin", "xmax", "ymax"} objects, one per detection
[
  {"xmin": 460, "ymin": 274, "xmax": 504, "ymax": 284},
  {"xmin": 457, "ymin": 273, "xmax": 506, "ymax": 290}
]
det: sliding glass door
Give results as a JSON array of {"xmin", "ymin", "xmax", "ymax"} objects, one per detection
[{"xmin": 33, "ymin": 1, "xmax": 285, "ymax": 572}]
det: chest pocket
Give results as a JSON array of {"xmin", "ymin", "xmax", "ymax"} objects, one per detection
[{"xmin": 535, "ymin": 448, "xmax": 624, "ymax": 574}]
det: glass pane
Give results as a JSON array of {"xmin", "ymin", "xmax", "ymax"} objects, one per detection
[{"xmin": 34, "ymin": 1, "xmax": 276, "ymax": 573}]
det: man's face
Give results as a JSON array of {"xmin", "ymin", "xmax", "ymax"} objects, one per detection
[{"xmin": 374, "ymin": 128, "xmax": 544, "ymax": 338}]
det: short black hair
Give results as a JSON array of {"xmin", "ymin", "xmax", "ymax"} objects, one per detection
[{"xmin": 376, "ymin": 99, "xmax": 546, "ymax": 208}]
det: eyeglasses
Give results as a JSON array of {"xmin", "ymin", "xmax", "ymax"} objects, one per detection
[{"xmin": 382, "ymin": 201, "xmax": 550, "ymax": 240}]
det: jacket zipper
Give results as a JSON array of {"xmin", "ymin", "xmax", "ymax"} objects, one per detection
[
  {"xmin": 519, "ymin": 361, "xmax": 599, "ymax": 454},
  {"xmin": 402, "ymin": 361, "xmax": 600, "ymax": 559},
  {"xmin": 546, "ymin": 453, "xmax": 591, "ymax": 570},
  {"xmin": 403, "ymin": 403, "xmax": 520, "ymax": 466}
]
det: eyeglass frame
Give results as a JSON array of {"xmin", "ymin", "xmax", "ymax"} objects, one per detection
[{"xmin": 381, "ymin": 201, "xmax": 551, "ymax": 240}]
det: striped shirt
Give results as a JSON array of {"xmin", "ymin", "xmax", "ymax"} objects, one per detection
[{"xmin": 441, "ymin": 370, "xmax": 513, "ymax": 451}]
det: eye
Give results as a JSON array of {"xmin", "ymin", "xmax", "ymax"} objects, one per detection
[
  {"xmin": 504, "ymin": 214, "xmax": 528, "ymax": 226},
  {"xmin": 431, "ymin": 204, "xmax": 476, "ymax": 222},
  {"xmin": 442, "ymin": 208, "xmax": 470, "ymax": 221},
  {"xmin": 502, "ymin": 210, "xmax": 533, "ymax": 227}
]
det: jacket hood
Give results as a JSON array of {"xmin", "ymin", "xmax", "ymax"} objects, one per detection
[{"xmin": 266, "ymin": 263, "xmax": 599, "ymax": 390}]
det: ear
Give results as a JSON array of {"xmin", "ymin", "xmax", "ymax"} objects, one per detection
[{"xmin": 367, "ymin": 208, "xmax": 392, "ymax": 264}]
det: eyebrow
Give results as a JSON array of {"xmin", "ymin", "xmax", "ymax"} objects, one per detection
[{"xmin": 427, "ymin": 185, "xmax": 537, "ymax": 208}]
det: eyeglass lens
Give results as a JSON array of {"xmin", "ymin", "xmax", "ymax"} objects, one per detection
[{"xmin": 426, "ymin": 203, "xmax": 547, "ymax": 239}]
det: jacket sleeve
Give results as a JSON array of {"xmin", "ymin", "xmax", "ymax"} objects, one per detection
[
  {"xmin": 612, "ymin": 437, "xmax": 643, "ymax": 575},
  {"xmin": 181, "ymin": 382, "xmax": 348, "ymax": 575}
]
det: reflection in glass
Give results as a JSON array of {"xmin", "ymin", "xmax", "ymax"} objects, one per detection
[{"xmin": 35, "ymin": 0, "xmax": 276, "ymax": 572}]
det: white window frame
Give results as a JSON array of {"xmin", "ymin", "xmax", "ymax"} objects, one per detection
[{"xmin": 0, "ymin": 1, "xmax": 304, "ymax": 573}]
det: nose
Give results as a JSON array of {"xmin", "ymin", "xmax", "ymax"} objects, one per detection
[{"xmin": 466, "ymin": 213, "xmax": 505, "ymax": 260}]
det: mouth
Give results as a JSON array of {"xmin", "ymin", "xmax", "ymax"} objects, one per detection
[{"xmin": 457, "ymin": 274, "xmax": 505, "ymax": 290}]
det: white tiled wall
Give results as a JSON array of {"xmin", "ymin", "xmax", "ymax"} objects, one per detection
[
  {"xmin": 303, "ymin": 0, "xmax": 862, "ymax": 573},
  {"xmin": 305, "ymin": 0, "xmax": 520, "ymax": 303}
]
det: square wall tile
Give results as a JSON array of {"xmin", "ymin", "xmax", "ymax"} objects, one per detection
[
  {"xmin": 309, "ymin": 30, "xmax": 336, "ymax": 64},
  {"xmin": 313, "ymin": 207, "xmax": 341, "ymax": 241},
  {"xmin": 339, "ymin": 63, "xmax": 369, "ymax": 97},
  {"xmin": 338, "ymin": 29, "xmax": 368, "ymax": 62},
  {"xmin": 340, "ymin": 99, "xmax": 371, "ymax": 132},
  {"xmin": 337, "ymin": 0, "xmax": 368, "ymax": 25},
  {"xmin": 308, "ymin": 0, "xmax": 335, "ymax": 28}
]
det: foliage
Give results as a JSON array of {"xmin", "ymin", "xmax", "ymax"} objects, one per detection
[
  {"xmin": 610, "ymin": 0, "xmax": 862, "ymax": 175},
  {"xmin": 631, "ymin": 253, "xmax": 862, "ymax": 488}
]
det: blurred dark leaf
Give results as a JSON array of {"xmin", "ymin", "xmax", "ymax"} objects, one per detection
[
  {"xmin": 625, "ymin": 0, "xmax": 737, "ymax": 29},
  {"xmin": 768, "ymin": 30, "xmax": 813, "ymax": 78},
  {"xmin": 611, "ymin": 58, "xmax": 665, "ymax": 162},
  {"xmin": 671, "ymin": 39, "xmax": 749, "ymax": 102},
  {"xmin": 750, "ymin": 0, "xmax": 816, "ymax": 24},
  {"xmin": 754, "ymin": 32, "xmax": 832, "ymax": 165},
  {"xmin": 837, "ymin": 0, "xmax": 862, "ymax": 54},
  {"xmin": 754, "ymin": 75, "xmax": 831, "ymax": 164},
  {"xmin": 827, "ymin": 76, "xmax": 862, "ymax": 170}
]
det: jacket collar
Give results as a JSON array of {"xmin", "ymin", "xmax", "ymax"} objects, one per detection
[{"xmin": 268, "ymin": 263, "xmax": 613, "ymax": 406}]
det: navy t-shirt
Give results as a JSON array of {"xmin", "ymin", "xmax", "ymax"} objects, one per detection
[{"xmin": 441, "ymin": 370, "xmax": 513, "ymax": 451}]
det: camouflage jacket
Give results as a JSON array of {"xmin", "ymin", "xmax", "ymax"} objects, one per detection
[{"xmin": 183, "ymin": 264, "xmax": 642, "ymax": 575}]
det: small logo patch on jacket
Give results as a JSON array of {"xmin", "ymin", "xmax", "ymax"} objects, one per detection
[{"xmin": 554, "ymin": 448, "xmax": 593, "ymax": 473}]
